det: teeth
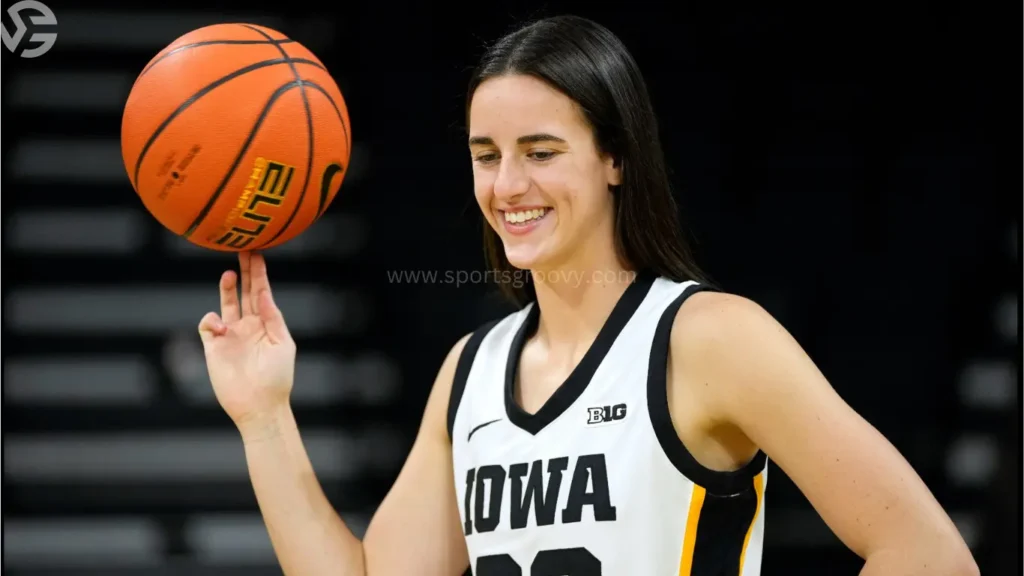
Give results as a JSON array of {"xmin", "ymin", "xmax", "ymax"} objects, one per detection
[{"xmin": 504, "ymin": 208, "xmax": 548, "ymax": 224}]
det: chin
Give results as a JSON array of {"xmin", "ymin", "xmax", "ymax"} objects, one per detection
[
  {"xmin": 503, "ymin": 250, "xmax": 543, "ymax": 271},
  {"xmin": 499, "ymin": 239, "xmax": 539, "ymax": 267},
  {"xmin": 502, "ymin": 241, "xmax": 565, "ymax": 272}
]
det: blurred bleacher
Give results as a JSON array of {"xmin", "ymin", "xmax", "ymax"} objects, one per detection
[{"xmin": 2, "ymin": 7, "xmax": 405, "ymax": 574}]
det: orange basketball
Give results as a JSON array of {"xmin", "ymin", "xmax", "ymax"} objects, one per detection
[{"xmin": 121, "ymin": 23, "xmax": 351, "ymax": 251}]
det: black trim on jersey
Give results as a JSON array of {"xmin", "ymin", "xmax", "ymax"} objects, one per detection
[
  {"xmin": 447, "ymin": 320, "xmax": 500, "ymax": 443},
  {"xmin": 647, "ymin": 284, "xmax": 768, "ymax": 495},
  {"xmin": 692, "ymin": 484, "xmax": 760, "ymax": 575},
  {"xmin": 504, "ymin": 272, "xmax": 656, "ymax": 435}
]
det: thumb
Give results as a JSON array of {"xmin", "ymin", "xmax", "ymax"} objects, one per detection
[
  {"xmin": 198, "ymin": 312, "xmax": 227, "ymax": 344},
  {"xmin": 257, "ymin": 288, "xmax": 291, "ymax": 342}
]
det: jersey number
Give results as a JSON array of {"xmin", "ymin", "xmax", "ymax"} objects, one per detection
[{"xmin": 476, "ymin": 547, "xmax": 600, "ymax": 575}]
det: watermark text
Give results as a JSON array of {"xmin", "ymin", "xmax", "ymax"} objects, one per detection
[{"xmin": 386, "ymin": 269, "xmax": 639, "ymax": 289}]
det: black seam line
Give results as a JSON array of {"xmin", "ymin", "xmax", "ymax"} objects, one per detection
[
  {"xmin": 467, "ymin": 419, "xmax": 502, "ymax": 442},
  {"xmin": 130, "ymin": 57, "xmax": 326, "ymax": 192},
  {"xmin": 137, "ymin": 39, "xmax": 296, "ymax": 79},
  {"xmin": 301, "ymin": 80, "xmax": 350, "ymax": 220},
  {"xmin": 183, "ymin": 81, "xmax": 301, "ymax": 237},
  {"xmin": 301, "ymin": 80, "xmax": 351, "ymax": 221},
  {"xmin": 303, "ymin": 81, "xmax": 350, "ymax": 152},
  {"xmin": 242, "ymin": 24, "xmax": 314, "ymax": 249}
]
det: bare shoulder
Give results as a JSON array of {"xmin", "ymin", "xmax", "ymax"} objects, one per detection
[
  {"xmin": 437, "ymin": 332, "xmax": 475, "ymax": 390},
  {"xmin": 667, "ymin": 290, "xmax": 804, "ymax": 420},
  {"xmin": 422, "ymin": 331, "xmax": 476, "ymax": 436},
  {"xmin": 662, "ymin": 291, "xmax": 778, "ymax": 466},
  {"xmin": 670, "ymin": 290, "xmax": 783, "ymax": 360}
]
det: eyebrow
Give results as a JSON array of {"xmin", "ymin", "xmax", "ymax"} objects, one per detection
[{"xmin": 468, "ymin": 133, "xmax": 567, "ymax": 146}]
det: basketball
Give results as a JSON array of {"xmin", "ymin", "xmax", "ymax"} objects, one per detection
[{"xmin": 120, "ymin": 23, "xmax": 352, "ymax": 251}]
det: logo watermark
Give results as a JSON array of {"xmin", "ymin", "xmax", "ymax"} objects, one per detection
[{"xmin": 2, "ymin": 1, "xmax": 57, "ymax": 58}]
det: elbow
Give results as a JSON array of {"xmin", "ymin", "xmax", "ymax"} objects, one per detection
[
  {"xmin": 866, "ymin": 538, "xmax": 978, "ymax": 576},
  {"xmin": 927, "ymin": 539, "xmax": 979, "ymax": 576},
  {"xmin": 948, "ymin": 551, "xmax": 980, "ymax": 576},
  {"xmin": 939, "ymin": 531, "xmax": 979, "ymax": 576}
]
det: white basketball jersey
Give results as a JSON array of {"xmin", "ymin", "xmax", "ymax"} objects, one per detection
[{"xmin": 448, "ymin": 275, "xmax": 769, "ymax": 576}]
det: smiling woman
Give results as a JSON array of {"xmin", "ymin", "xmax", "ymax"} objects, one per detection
[
  {"xmin": 468, "ymin": 131, "xmax": 564, "ymax": 239},
  {"xmin": 444, "ymin": 13, "xmax": 978, "ymax": 576},
  {"xmin": 193, "ymin": 14, "xmax": 978, "ymax": 576},
  {"xmin": 465, "ymin": 23, "xmax": 707, "ymax": 306}
]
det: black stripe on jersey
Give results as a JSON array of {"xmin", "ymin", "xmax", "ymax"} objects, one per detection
[
  {"xmin": 691, "ymin": 483, "xmax": 760, "ymax": 576},
  {"xmin": 647, "ymin": 283, "xmax": 768, "ymax": 495},
  {"xmin": 504, "ymin": 272, "xmax": 657, "ymax": 435},
  {"xmin": 447, "ymin": 319, "xmax": 501, "ymax": 442}
]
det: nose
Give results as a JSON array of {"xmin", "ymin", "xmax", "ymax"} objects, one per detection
[{"xmin": 493, "ymin": 156, "xmax": 530, "ymax": 201}]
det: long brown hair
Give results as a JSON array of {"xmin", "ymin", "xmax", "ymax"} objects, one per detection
[{"xmin": 468, "ymin": 15, "xmax": 711, "ymax": 305}]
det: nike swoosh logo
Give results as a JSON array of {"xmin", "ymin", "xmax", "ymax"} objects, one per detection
[
  {"xmin": 468, "ymin": 418, "xmax": 502, "ymax": 442},
  {"xmin": 317, "ymin": 162, "xmax": 345, "ymax": 218}
]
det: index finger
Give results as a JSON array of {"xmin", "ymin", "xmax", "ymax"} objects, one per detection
[
  {"xmin": 249, "ymin": 252, "xmax": 273, "ymax": 299},
  {"xmin": 238, "ymin": 251, "xmax": 255, "ymax": 316}
]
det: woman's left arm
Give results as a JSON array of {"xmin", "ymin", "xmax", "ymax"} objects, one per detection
[{"xmin": 674, "ymin": 292, "xmax": 978, "ymax": 576}]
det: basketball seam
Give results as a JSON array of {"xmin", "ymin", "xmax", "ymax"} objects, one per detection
[
  {"xmin": 138, "ymin": 39, "xmax": 297, "ymax": 80},
  {"xmin": 241, "ymin": 24, "xmax": 315, "ymax": 249},
  {"xmin": 303, "ymin": 81, "xmax": 350, "ymax": 154},
  {"xmin": 218, "ymin": 27, "xmax": 354, "ymax": 223},
  {"xmin": 183, "ymin": 81, "xmax": 303, "ymax": 237},
  {"xmin": 129, "ymin": 57, "xmax": 326, "ymax": 191},
  {"xmin": 301, "ymin": 82, "xmax": 349, "ymax": 219}
]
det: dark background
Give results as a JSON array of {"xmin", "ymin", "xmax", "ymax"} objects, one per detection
[{"xmin": 2, "ymin": 2, "xmax": 1019, "ymax": 575}]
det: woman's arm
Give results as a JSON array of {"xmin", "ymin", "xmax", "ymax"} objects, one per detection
[{"xmin": 669, "ymin": 292, "xmax": 978, "ymax": 576}]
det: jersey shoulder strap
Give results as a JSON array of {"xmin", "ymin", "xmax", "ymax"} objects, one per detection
[
  {"xmin": 445, "ymin": 317, "xmax": 503, "ymax": 442},
  {"xmin": 646, "ymin": 282, "xmax": 769, "ymax": 495}
]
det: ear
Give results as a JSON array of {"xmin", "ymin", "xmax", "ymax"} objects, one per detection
[{"xmin": 603, "ymin": 155, "xmax": 622, "ymax": 187}]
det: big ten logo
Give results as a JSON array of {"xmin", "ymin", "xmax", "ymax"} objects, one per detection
[
  {"xmin": 155, "ymin": 144, "xmax": 202, "ymax": 200},
  {"xmin": 2, "ymin": 0, "xmax": 57, "ymax": 58},
  {"xmin": 585, "ymin": 403, "xmax": 627, "ymax": 426},
  {"xmin": 213, "ymin": 157, "xmax": 295, "ymax": 249}
]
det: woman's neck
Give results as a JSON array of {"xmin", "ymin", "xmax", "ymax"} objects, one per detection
[{"xmin": 529, "ymin": 245, "xmax": 635, "ymax": 349}]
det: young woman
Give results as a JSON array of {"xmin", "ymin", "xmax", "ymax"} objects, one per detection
[{"xmin": 198, "ymin": 15, "xmax": 978, "ymax": 576}]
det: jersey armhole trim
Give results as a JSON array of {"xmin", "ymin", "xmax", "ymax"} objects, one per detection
[
  {"xmin": 447, "ymin": 319, "xmax": 500, "ymax": 443},
  {"xmin": 647, "ymin": 284, "xmax": 768, "ymax": 496}
]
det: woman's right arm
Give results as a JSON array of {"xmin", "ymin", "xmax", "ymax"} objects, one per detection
[
  {"xmin": 238, "ymin": 334, "xmax": 472, "ymax": 576},
  {"xmin": 200, "ymin": 253, "xmax": 471, "ymax": 576},
  {"xmin": 361, "ymin": 333, "xmax": 472, "ymax": 575}
]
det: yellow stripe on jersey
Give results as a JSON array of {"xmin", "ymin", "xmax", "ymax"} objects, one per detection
[
  {"xmin": 738, "ymin": 471, "xmax": 766, "ymax": 574},
  {"xmin": 677, "ymin": 476, "xmax": 763, "ymax": 576},
  {"xmin": 677, "ymin": 484, "xmax": 707, "ymax": 575}
]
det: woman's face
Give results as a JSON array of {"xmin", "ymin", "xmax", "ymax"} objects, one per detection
[{"xmin": 468, "ymin": 75, "xmax": 621, "ymax": 272}]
